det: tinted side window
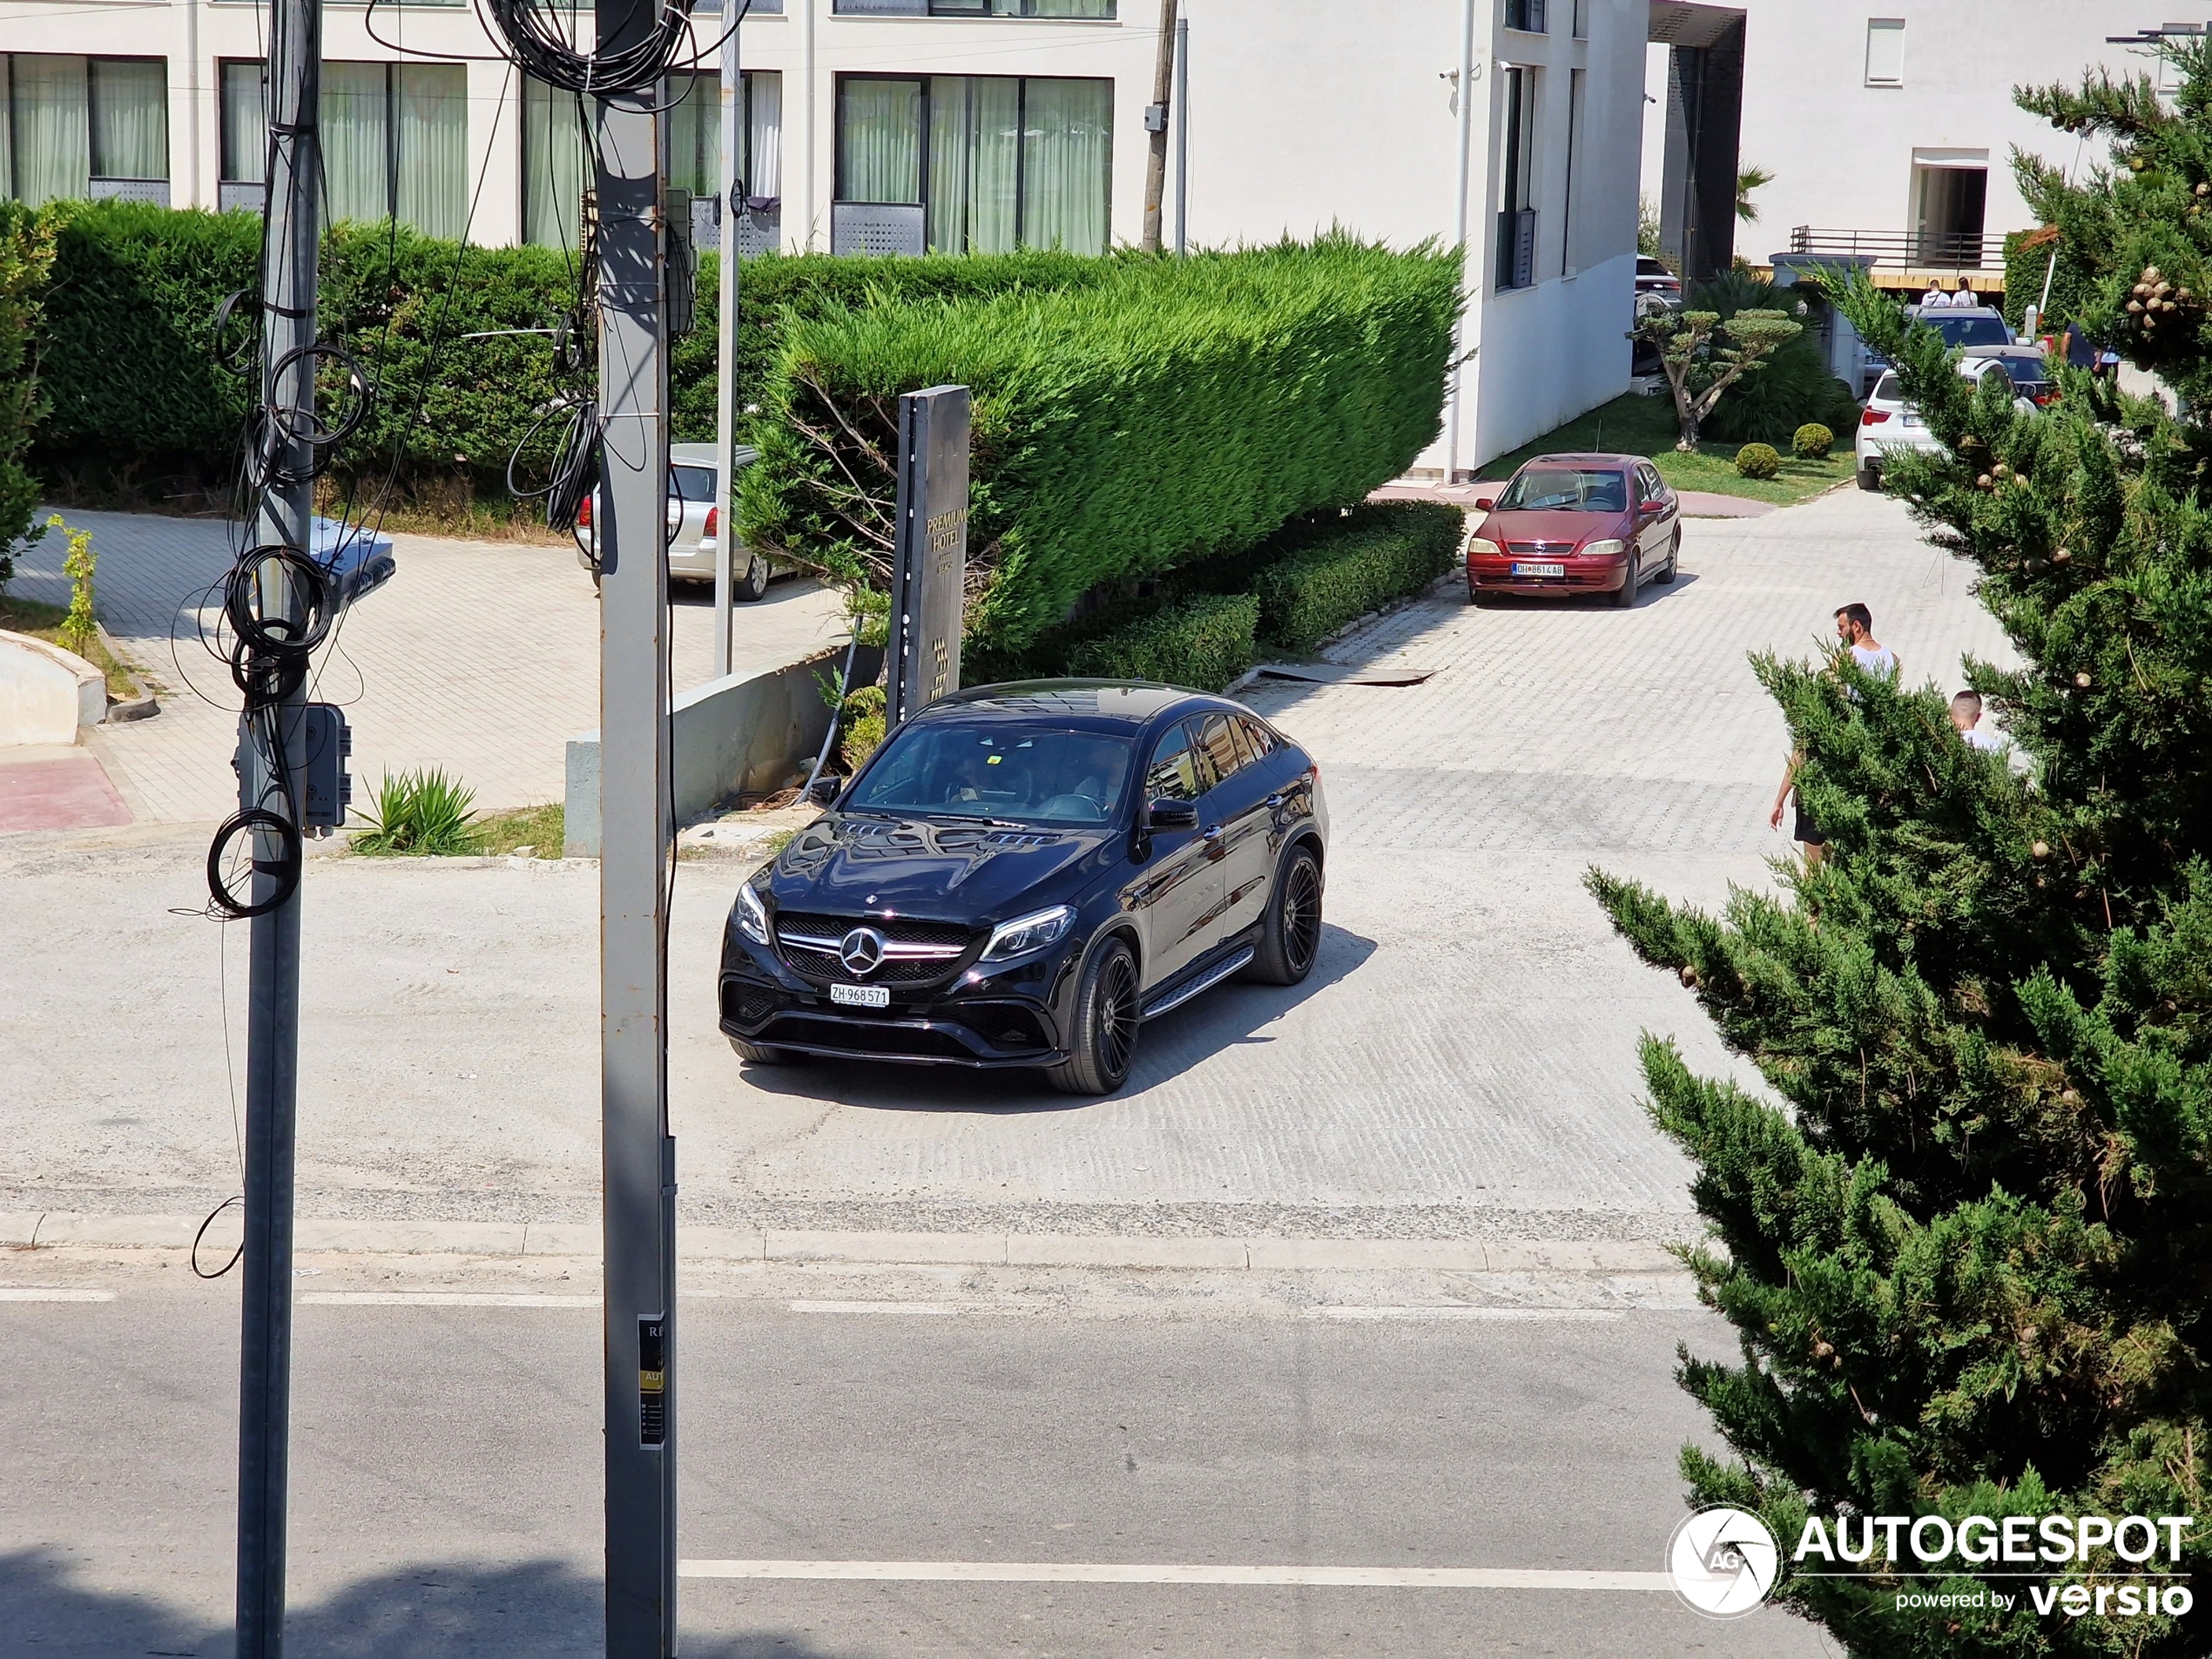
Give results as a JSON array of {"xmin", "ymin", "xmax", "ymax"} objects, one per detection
[
  {"xmin": 1145, "ymin": 725, "xmax": 1205, "ymax": 803},
  {"xmin": 671, "ymin": 465, "xmax": 717, "ymax": 502},
  {"xmin": 1191, "ymin": 713, "xmax": 1244, "ymax": 787},
  {"xmin": 1235, "ymin": 715, "xmax": 1277, "ymax": 760}
]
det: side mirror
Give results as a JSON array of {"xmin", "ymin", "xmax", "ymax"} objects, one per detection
[
  {"xmin": 1472, "ymin": 496, "xmax": 1496, "ymax": 512},
  {"xmin": 1147, "ymin": 799, "xmax": 1199, "ymax": 830},
  {"xmin": 806, "ymin": 776, "xmax": 840, "ymax": 806},
  {"xmin": 1641, "ymin": 498, "xmax": 1668, "ymax": 516}
]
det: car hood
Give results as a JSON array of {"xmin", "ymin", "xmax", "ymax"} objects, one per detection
[
  {"xmin": 1474, "ymin": 509, "xmax": 1630, "ymax": 546},
  {"xmin": 764, "ymin": 811, "xmax": 1109, "ymax": 921}
]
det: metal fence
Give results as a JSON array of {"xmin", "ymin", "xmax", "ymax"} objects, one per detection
[{"xmin": 1787, "ymin": 226, "xmax": 2002, "ymax": 271}]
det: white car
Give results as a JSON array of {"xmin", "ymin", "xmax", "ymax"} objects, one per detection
[
  {"xmin": 1635, "ymin": 255, "xmax": 1682, "ymax": 301},
  {"xmin": 576, "ymin": 441, "xmax": 780, "ymax": 597},
  {"xmin": 1855, "ymin": 361, "xmax": 2041, "ymax": 492}
]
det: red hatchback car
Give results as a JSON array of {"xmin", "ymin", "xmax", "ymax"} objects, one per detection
[{"xmin": 1465, "ymin": 452, "xmax": 1681, "ymax": 607}]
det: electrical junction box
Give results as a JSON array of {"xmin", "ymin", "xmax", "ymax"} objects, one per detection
[{"xmin": 300, "ymin": 703, "xmax": 352, "ymax": 832}]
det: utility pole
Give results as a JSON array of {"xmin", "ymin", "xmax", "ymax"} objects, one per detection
[
  {"xmin": 596, "ymin": 17, "xmax": 678, "ymax": 1657},
  {"xmin": 1140, "ymin": 0, "xmax": 1176, "ymax": 252},
  {"xmin": 1443, "ymin": 0, "xmax": 1475, "ymax": 485},
  {"xmin": 711, "ymin": 9, "xmax": 741, "ymax": 678},
  {"xmin": 234, "ymin": 0, "xmax": 320, "ymax": 1647}
]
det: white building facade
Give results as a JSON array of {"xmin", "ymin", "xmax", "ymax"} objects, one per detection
[{"xmin": 0, "ymin": 0, "xmax": 1687, "ymax": 470}]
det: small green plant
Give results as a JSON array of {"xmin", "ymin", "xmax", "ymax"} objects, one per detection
[
  {"xmin": 1734, "ymin": 442, "xmax": 1781, "ymax": 480},
  {"xmin": 1791, "ymin": 421, "xmax": 1833, "ymax": 459},
  {"xmin": 840, "ymin": 685, "xmax": 887, "ymax": 773},
  {"xmin": 353, "ymin": 767, "xmax": 484, "ymax": 855},
  {"xmin": 48, "ymin": 513, "xmax": 96, "ymax": 652}
]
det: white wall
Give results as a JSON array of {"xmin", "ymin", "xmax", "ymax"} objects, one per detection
[{"xmin": 1643, "ymin": 0, "xmax": 2155, "ymax": 264}]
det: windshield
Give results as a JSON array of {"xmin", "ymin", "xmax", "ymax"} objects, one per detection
[
  {"xmin": 1872, "ymin": 372, "xmax": 1902, "ymax": 403},
  {"xmin": 1923, "ymin": 314, "xmax": 2011, "ymax": 348},
  {"xmin": 1495, "ymin": 467, "xmax": 1629, "ymax": 513},
  {"xmin": 671, "ymin": 464, "xmax": 717, "ymax": 502},
  {"xmin": 847, "ymin": 722, "xmax": 1137, "ymax": 826}
]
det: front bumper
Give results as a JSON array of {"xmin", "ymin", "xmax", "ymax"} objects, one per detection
[{"xmin": 1467, "ymin": 550, "xmax": 1631, "ymax": 597}]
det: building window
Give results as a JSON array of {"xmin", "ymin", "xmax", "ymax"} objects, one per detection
[
  {"xmin": 1561, "ymin": 67, "xmax": 1582, "ymax": 272},
  {"xmin": 833, "ymin": 0, "xmax": 1115, "ymax": 16},
  {"xmin": 1570, "ymin": 0, "xmax": 1587, "ymax": 38},
  {"xmin": 835, "ymin": 73, "xmax": 1112, "ymax": 254},
  {"xmin": 220, "ymin": 59, "xmax": 464, "ymax": 235},
  {"xmin": 1495, "ymin": 64, "xmax": 1537, "ymax": 290},
  {"xmin": 2, "ymin": 54, "xmax": 169, "ymax": 206},
  {"xmin": 1503, "ymin": 0, "xmax": 1548, "ymax": 35},
  {"xmin": 1865, "ymin": 18, "xmax": 1905, "ymax": 85}
]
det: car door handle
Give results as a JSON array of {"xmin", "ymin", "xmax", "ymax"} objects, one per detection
[
  {"xmin": 1202, "ymin": 825, "xmax": 1223, "ymax": 841},
  {"xmin": 1265, "ymin": 793, "xmax": 1286, "ymax": 808}
]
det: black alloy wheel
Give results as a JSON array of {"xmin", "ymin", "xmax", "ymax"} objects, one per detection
[
  {"xmin": 1047, "ymin": 936, "xmax": 1141, "ymax": 1096},
  {"xmin": 736, "ymin": 553, "xmax": 770, "ymax": 603},
  {"xmin": 1612, "ymin": 550, "xmax": 1641, "ymax": 608},
  {"xmin": 1248, "ymin": 844, "xmax": 1324, "ymax": 985},
  {"xmin": 1654, "ymin": 530, "xmax": 1680, "ymax": 584},
  {"xmin": 730, "ymin": 1035, "xmax": 796, "ymax": 1065}
]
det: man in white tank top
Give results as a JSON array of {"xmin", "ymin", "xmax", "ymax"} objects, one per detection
[{"xmin": 1767, "ymin": 604, "xmax": 1898, "ymax": 864}]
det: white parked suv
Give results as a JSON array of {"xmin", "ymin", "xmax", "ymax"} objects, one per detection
[
  {"xmin": 575, "ymin": 441, "xmax": 783, "ymax": 597},
  {"xmin": 1856, "ymin": 356, "xmax": 2047, "ymax": 492}
]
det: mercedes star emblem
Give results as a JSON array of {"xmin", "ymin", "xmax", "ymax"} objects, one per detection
[{"xmin": 840, "ymin": 927, "xmax": 887, "ymax": 976}]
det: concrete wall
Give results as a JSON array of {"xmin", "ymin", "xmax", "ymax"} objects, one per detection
[
  {"xmin": 563, "ymin": 642, "xmax": 880, "ymax": 857},
  {"xmin": 0, "ymin": 631, "xmax": 103, "ymax": 746}
]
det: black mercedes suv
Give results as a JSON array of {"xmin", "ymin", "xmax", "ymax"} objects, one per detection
[{"xmin": 718, "ymin": 680, "xmax": 1328, "ymax": 1096}]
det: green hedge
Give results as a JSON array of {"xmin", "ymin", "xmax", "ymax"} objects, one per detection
[
  {"xmin": 1247, "ymin": 502, "xmax": 1462, "ymax": 651},
  {"xmin": 1065, "ymin": 591, "xmax": 1259, "ymax": 692},
  {"xmin": 739, "ymin": 235, "xmax": 1460, "ymax": 657}
]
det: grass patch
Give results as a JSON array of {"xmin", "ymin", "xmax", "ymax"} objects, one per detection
[
  {"xmin": 476, "ymin": 802, "xmax": 565, "ymax": 858},
  {"xmin": 1479, "ymin": 392, "xmax": 1859, "ymax": 506},
  {"xmin": 0, "ymin": 592, "xmax": 138, "ymax": 697}
]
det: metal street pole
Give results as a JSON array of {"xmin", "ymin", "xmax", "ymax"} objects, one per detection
[
  {"xmin": 1443, "ymin": 0, "xmax": 1475, "ymax": 484},
  {"xmin": 711, "ymin": 8, "xmax": 741, "ymax": 679},
  {"xmin": 1173, "ymin": 10, "xmax": 1189, "ymax": 255},
  {"xmin": 234, "ymin": 0, "xmax": 320, "ymax": 1647},
  {"xmin": 596, "ymin": 22, "xmax": 678, "ymax": 1658},
  {"xmin": 1140, "ymin": 0, "xmax": 1176, "ymax": 251}
]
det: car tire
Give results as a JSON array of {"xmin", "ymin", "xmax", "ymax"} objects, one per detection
[
  {"xmin": 1244, "ymin": 842, "xmax": 1324, "ymax": 986},
  {"xmin": 1653, "ymin": 531, "xmax": 1679, "ymax": 584},
  {"xmin": 730, "ymin": 1035, "xmax": 796, "ymax": 1065},
  {"xmin": 736, "ymin": 554, "xmax": 770, "ymax": 603},
  {"xmin": 1046, "ymin": 936, "xmax": 1141, "ymax": 1096},
  {"xmin": 1858, "ymin": 464, "xmax": 1882, "ymax": 492},
  {"xmin": 1612, "ymin": 551, "xmax": 1641, "ymax": 608}
]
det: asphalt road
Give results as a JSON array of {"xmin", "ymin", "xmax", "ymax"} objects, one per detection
[{"xmin": 1, "ymin": 1264, "xmax": 1834, "ymax": 1658}]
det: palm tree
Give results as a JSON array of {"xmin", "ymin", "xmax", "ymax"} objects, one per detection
[{"xmin": 1735, "ymin": 165, "xmax": 1774, "ymax": 225}]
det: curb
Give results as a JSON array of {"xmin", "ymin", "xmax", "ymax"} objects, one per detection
[
  {"xmin": 0, "ymin": 1211, "xmax": 1688, "ymax": 1276},
  {"xmin": 95, "ymin": 622, "xmax": 159, "ymax": 722}
]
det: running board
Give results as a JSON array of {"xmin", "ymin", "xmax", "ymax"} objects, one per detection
[{"xmin": 1141, "ymin": 948, "xmax": 1256, "ymax": 1021}]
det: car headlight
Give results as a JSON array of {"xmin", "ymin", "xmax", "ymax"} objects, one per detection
[
  {"xmin": 734, "ymin": 880, "xmax": 770, "ymax": 945},
  {"xmin": 1467, "ymin": 537, "xmax": 1503, "ymax": 559},
  {"xmin": 981, "ymin": 905, "xmax": 1076, "ymax": 961},
  {"xmin": 1581, "ymin": 538, "xmax": 1627, "ymax": 559}
]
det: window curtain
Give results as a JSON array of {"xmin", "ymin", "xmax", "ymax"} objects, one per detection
[
  {"xmin": 743, "ymin": 69, "xmax": 780, "ymax": 198},
  {"xmin": 666, "ymin": 70, "xmax": 716, "ymax": 200},
  {"xmin": 0, "ymin": 64, "xmax": 12, "ymax": 201},
  {"xmin": 13, "ymin": 56, "xmax": 91, "ymax": 206},
  {"xmin": 90, "ymin": 58, "xmax": 167, "ymax": 179},
  {"xmin": 323, "ymin": 62, "xmax": 390, "ymax": 225},
  {"xmin": 839, "ymin": 78, "xmax": 921, "ymax": 203},
  {"xmin": 1022, "ymin": 0, "xmax": 1115, "ymax": 16},
  {"xmin": 1020, "ymin": 77, "xmax": 1109, "ymax": 254},
  {"xmin": 523, "ymin": 75, "xmax": 587, "ymax": 250},
  {"xmin": 925, "ymin": 78, "xmax": 967, "ymax": 253},
  {"xmin": 923, "ymin": 77, "xmax": 1017, "ymax": 253},
  {"xmin": 395, "ymin": 64, "xmax": 465, "ymax": 238},
  {"xmin": 220, "ymin": 61, "xmax": 267, "ymax": 182}
]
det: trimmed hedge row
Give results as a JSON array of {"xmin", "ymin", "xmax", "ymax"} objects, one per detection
[
  {"xmin": 739, "ymin": 234, "xmax": 1460, "ymax": 657},
  {"xmin": 1067, "ymin": 592, "xmax": 1260, "ymax": 692},
  {"xmin": 1250, "ymin": 502, "xmax": 1461, "ymax": 651}
]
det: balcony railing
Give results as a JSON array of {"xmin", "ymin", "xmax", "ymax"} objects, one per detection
[{"xmin": 1787, "ymin": 226, "xmax": 2003, "ymax": 272}]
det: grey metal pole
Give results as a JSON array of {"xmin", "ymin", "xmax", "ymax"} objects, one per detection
[
  {"xmin": 596, "ymin": 24, "xmax": 678, "ymax": 1659},
  {"xmin": 1173, "ymin": 10, "xmax": 1189, "ymax": 256},
  {"xmin": 1443, "ymin": 0, "xmax": 1475, "ymax": 484},
  {"xmin": 234, "ymin": 0, "xmax": 320, "ymax": 1647},
  {"xmin": 711, "ymin": 12, "xmax": 740, "ymax": 680}
]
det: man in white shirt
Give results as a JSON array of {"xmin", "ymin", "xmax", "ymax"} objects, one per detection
[
  {"xmin": 1921, "ymin": 280, "xmax": 1948, "ymax": 308},
  {"xmin": 1766, "ymin": 604, "xmax": 1899, "ymax": 863},
  {"xmin": 1951, "ymin": 690, "xmax": 2006, "ymax": 752}
]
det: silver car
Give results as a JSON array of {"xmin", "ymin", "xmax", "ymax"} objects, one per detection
[{"xmin": 577, "ymin": 441, "xmax": 783, "ymax": 599}]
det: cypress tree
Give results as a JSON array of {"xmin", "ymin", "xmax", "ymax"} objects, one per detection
[{"xmin": 1588, "ymin": 36, "xmax": 2212, "ymax": 1656}]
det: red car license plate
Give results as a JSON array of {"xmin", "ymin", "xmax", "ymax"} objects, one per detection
[{"xmin": 1510, "ymin": 561, "xmax": 1566, "ymax": 577}]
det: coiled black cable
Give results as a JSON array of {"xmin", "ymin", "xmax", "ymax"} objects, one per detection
[{"xmin": 474, "ymin": 0, "xmax": 699, "ymax": 96}]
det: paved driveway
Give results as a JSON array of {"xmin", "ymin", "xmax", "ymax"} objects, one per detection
[
  {"xmin": 9, "ymin": 508, "xmax": 846, "ymax": 821},
  {"xmin": 0, "ymin": 487, "xmax": 2015, "ymax": 1241}
]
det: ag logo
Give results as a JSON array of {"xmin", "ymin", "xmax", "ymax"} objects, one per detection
[
  {"xmin": 1667, "ymin": 1506, "xmax": 1779, "ymax": 1618},
  {"xmin": 839, "ymin": 927, "xmax": 887, "ymax": 977}
]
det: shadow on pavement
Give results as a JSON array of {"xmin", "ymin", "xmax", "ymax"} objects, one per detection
[
  {"xmin": 736, "ymin": 921, "xmax": 1379, "ymax": 1115},
  {"xmin": 0, "ymin": 1549, "xmax": 848, "ymax": 1659}
]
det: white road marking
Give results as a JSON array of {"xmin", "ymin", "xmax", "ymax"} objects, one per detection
[
  {"xmin": 678, "ymin": 1560, "xmax": 1669, "ymax": 1590},
  {"xmin": 1307, "ymin": 1306, "xmax": 1628, "ymax": 1322},
  {"xmin": 299, "ymin": 1291, "xmax": 601, "ymax": 1307},
  {"xmin": 0, "ymin": 1288, "xmax": 116, "ymax": 1303}
]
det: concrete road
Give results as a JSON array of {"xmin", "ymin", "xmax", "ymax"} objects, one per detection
[
  {"xmin": 0, "ymin": 487, "xmax": 2015, "ymax": 1245},
  {"xmin": 10, "ymin": 508, "xmax": 847, "ymax": 821},
  {"xmin": 0, "ymin": 1253, "xmax": 1836, "ymax": 1657}
]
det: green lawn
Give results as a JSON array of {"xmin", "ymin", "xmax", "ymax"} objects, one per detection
[{"xmin": 1478, "ymin": 392, "xmax": 1859, "ymax": 506}]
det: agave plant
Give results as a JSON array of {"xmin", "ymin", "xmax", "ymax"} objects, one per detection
[{"xmin": 352, "ymin": 767, "xmax": 483, "ymax": 856}]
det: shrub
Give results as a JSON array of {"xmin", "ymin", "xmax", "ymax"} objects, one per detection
[
  {"xmin": 1734, "ymin": 442, "xmax": 1780, "ymax": 479},
  {"xmin": 740, "ymin": 236, "xmax": 1460, "ymax": 656},
  {"xmin": 48, "ymin": 514, "xmax": 95, "ymax": 651},
  {"xmin": 1791, "ymin": 421, "xmax": 1833, "ymax": 459},
  {"xmin": 0, "ymin": 203, "xmax": 54, "ymax": 583},
  {"xmin": 839, "ymin": 684, "xmax": 887, "ymax": 772},
  {"xmin": 1066, "ymin": 591, "xmax": 1259, "ymax": 692},
  {"xmin": 353, "ymin": 767, "xmax": 483, "ymax": 855},
  {"xmin": 1244, "ymin": 502, "xmax": 1461, "ymax": 652}
]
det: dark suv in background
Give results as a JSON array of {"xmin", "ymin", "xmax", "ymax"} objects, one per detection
[{"xmin": 718, "ymin": 681, "xmax": 1329, "ymax": 1096}]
